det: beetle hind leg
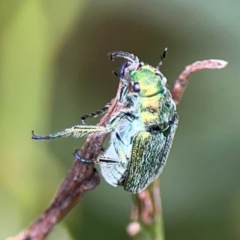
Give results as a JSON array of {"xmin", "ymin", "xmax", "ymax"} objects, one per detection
[{"xmin": 32, "ymin": 125, "xmax": 108, "ymax": 140}]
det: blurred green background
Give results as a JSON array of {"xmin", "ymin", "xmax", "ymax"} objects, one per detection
[{"xmin": 0, "ymin": 0, "xmax": 240, "ymax": 239}]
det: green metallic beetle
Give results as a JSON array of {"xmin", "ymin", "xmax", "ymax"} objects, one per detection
[{"xmin": 32, "ymin": 49, "xmax": 179, "ymax": 193}]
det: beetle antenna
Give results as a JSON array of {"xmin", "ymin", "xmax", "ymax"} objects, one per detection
[{"xmin": 156, "ymin": 47, "xmax": 168, "ymax": 70}]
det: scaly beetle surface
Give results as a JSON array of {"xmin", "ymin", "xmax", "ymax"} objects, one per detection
[{"xmin": 32, "ymin": 49, "xmax": 179, "ymax": 193}]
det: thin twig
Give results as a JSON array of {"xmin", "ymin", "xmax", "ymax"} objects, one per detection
[
  {"xmin": 127, "ymin": 59, "xmax": 228, "ymax": 240},
  {"xmin": 171, "ymin": 59, "xmax": 228, "ymax": 104},
  {"xmin": 7, "ymin": 59, "xmax": 228, "ymax": 240}
]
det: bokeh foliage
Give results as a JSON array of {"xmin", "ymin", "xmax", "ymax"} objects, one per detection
[{"xmin": 0, "ymin": 1, "xmax": 240, "ymax": 239}]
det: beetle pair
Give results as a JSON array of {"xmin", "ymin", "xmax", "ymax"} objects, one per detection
[{"xmin": 32, "ymin": 49, "xmax": 178, "ymax": 193}]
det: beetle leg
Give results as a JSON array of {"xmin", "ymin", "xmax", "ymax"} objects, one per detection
[
  {"xmin": 109, "ymin": 51, "xmax": 139, "ymax": 63},
  {"xmin": 97, "ymin": 142, "xmax": 127, "ymax": 165},
  {"xmin": 32, "ymin": 106, "xmax": 136, "ymax": 141},
  {"xmin": 73, "ymin": 150, "xmax": 120, "ymax": 164},
  {"xmin": 32, "ymin": 125, "xmax": 108, "ymax": 140},
  {"xmin": 98, "ymin": 155, "xmax": 120, "ymax": 164},
  {"xmin": 81, "ymin": 102, "xmax": 112, "ymax": 124}
]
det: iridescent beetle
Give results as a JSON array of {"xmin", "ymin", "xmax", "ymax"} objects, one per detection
[{"xmin": 32, "ymin": 49, "xmax": 179, "ymax": 193}]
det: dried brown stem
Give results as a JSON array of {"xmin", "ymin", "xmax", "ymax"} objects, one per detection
[
  {"xmin": 7, "ymin": 59, "xmax": 228, "ymax": 240},
  {"xmin": 172, "ymin": 59, "xmax": 228, "ymax": 104}
]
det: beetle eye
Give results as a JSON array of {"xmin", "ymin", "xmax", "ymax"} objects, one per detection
[{"xmin": 133, "ymin": 82, "xmax": 141, "ymax": 93}]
